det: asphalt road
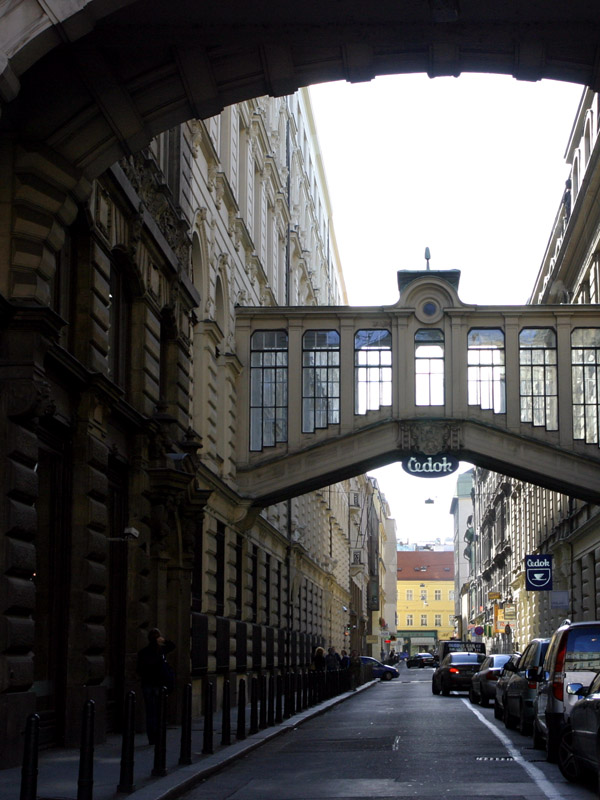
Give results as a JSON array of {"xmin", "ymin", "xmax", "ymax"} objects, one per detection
[{"xmin": 181, "ymin": 664, "xmax": 598, "ymax": 800}]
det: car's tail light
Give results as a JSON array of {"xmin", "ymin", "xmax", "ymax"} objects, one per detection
[
  {"xmin": 449, "ymin": 667, "xmax": 460, "ymax": 674},
  {"xmin": 552, "ymin": 633, "xmax": 568, "ymax": 701}
]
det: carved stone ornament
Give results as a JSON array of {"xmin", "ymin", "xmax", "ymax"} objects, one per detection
[
  {"xmin": 397, "ymin": 421, "xmax": 462, "ymax": 455},
  {"xmin": 5, "ymin": 378, "xmax": 56, "ymax": 421}
]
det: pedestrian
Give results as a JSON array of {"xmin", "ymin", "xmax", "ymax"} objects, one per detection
[
  {"xmin": 349, "ymin": 649, "xmax": 361, "ymax": 690},
  {"xmin": 136, "ymin": 627, "xmax": 176, "ymax": 745},
  {"xmin": 340, "ymin": 649, "xmax": 350, "ymax": 669},
  {"xmin": 311, "ymin": 646, "xmax": 326, "ymax": 671},
  {"xmin": 325, "ymin": 646, "xmax": 341, "ymax": 671}
]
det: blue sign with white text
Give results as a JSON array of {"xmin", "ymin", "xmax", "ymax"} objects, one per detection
[{"xmin": 525, "ymin": 554, "xmax": 553, "ymax": 591}]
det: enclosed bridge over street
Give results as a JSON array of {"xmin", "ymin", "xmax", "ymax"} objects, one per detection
[{"xmin": 235, "ymin": 270, "xmax": 600, "ymax": 507}]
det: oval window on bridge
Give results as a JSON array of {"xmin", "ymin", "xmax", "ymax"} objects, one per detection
[
  {"xmin": 302, "ymin": 330, "xmax": 340, "ymax": 433},
  {"xmin": 354, "ymin": 329, "xmax": 392, "ymax": 414},
  {"xmin": 572, "ymin": 328, "xmax": 600, "ymax": 443},
  {"xmin": 467, "ymin": 329, "xmax": 506, "ymax": 414},
  {"xmin": 520, "ymin": 328, "xmax": 558, "ymax": 431},
  {"xmin": 415, "ymin": 329, "xmax": 444, "ymax": 406}
]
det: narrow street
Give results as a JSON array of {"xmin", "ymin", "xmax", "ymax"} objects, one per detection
[{"xmin": 182, "ymin": 664, "xmax": 598, "ymax": 800}]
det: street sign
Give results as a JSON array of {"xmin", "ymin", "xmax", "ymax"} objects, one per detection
[
  {"xmin": 525, "ymin": 554, "xmax": 553, "ymax": 590},
  {"xmin": 488, "ymin": 592, "xmax": 501, "ymax": 600}
]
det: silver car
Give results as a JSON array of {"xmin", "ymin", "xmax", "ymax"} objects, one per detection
[
  {"xmin": 532, "ymin": 620, "xmax": 600, "ymax": 761},
  {"xmin": 501, "ymin": 638, "xmax": 549, "ymax": 734}
]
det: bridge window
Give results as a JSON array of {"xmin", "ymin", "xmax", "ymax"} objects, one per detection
[
  {"xmin": 415, "ymin": 329, "xmax": 444, "ymax": 406},
  {"xmin": 354, "ymin": 329, "xmax": 392, "ymax": 414},
  {"xmin": 572, "ymin": 328, "xmax": 600, "ymax": 443},
  {"xmin": 519, "ymin": 328, "xmax": 558, "ymax": 430},
  {"xmin": 302, "ymin": 330, "xmax": 340, "ymax": 432},
  {"xmin": 250, "ymin": 330, "xmax": 288, "ymax": 451},
  {"xmin": 467, "ymin": 329, "xmax": 506, "ymax": 413}
]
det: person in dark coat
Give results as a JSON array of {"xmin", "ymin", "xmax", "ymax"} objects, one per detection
[{"xmin": 136, "ymin": 628, "xmax": 175, "ymax": 744}]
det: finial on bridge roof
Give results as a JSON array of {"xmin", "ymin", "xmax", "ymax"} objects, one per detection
[{"xmin": 425, "ymin": 247, "xmax": 431, "ymax": 270}]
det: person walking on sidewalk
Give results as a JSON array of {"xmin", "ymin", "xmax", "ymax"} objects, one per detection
[{"xmin": 136, "ymin": 628, "xmax": 175, "ymax": 745}]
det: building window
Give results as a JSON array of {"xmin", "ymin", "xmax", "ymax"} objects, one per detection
[
  {"xmin": 420, "ymin": 614, "xmax": 428, "ymax": 626},
  {"xmin": 434, "ymin": 589, "xmax": 441, "ymax": 601},
  {"xmin": 302, "ymin": 330, "xmax": 340, "ymax": 432},
  {"xmin": 354, "ymin": 329, "xmax": 392, "ymax": 414},
  {"xmin": 420, "ymin": 589, "xmax": 427, "ymax": 601},
  {"xmin": 572, "ymin": 328, "xmax": 600, "ymax": 444},
  {"xmin": 415, "ymin": 329, "xmax": 444, "ymax": 405},
  {"xmin": 250, "ymin": 330, "xmax": 288, "ymax": 450},
  {"xmin": 435, "ymin": 614, "xmax": 442, "ymax": 627},
  {"xmin": 108, "ymin": 259, "xmax": 132, "ymax": 392},
  {"xmin": 449, "ymin": 590, "xmax": 455, "ymax": 601},
  {"xmin": 449, "ymin": 614, "xmax": 454, "ymax": 626},
  {"xmin": 468, "ymin": 328, "xmax": 506, "ymax": 413},
  {"xmin": 406, "ymin": 589, "xmax": 413, "ymax": 601},
  {"xmin": 406, "ymin": 614, "xmax": 413, "ymax": 627},
  {"xmin": 520, "ymin": 328, "xmax": 558, "ymax": 430}
]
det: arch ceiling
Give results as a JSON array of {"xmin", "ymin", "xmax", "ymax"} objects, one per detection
[{"xmin": 2, "ymin": 1, "xmax": 600, "ymax": 178}]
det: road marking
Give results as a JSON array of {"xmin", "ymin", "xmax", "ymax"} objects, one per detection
[
  {"xmin": 463, "ymin": 699, "xmax": 567, "ymax": 800},
  {"xmin": 392, "ymin": 735, "xmax": 401, "ymax": 751}
]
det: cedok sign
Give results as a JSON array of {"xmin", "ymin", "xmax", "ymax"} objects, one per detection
[
  {"xmin": 401, "ymin": 454, "xmax": 459, "ymax": 478},
  {"xmin": 525, "ymin": 554, "xmax": 553, "ymax": 591}
]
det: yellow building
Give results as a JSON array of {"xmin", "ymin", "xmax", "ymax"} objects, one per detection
[{"xmin": 396, "ymin": 551, "xmax": 455, "ymax": 655}]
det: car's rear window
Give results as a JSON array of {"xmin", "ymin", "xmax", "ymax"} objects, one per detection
[
  {"xmin": 450, "ymin": 653, "xmax": 485, "ymax": 663},
  {"xmin": 566, "ymin": 628, "xmax": 600, "ymax": 671}
]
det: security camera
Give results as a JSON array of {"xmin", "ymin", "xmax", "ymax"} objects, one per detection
[{"xmin": 124, "ymin": 527, "xmax": 140, "ymax": 540}]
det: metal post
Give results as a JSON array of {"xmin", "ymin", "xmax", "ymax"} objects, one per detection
[
  {"xmin": 77, "ymin": 699, "xmax": 95, "ymax": 800},
  {"xmin": 152, "ymin": 688, "xmax": 168, "ymax": 777},
  {"xmin": 202, "ymin": 681, "xmax": 214, "ymax": 755},
  {"xmin": 236, "ymin": 679, "xmax": 246, "ymax": 740},
  {"xmin": 19, "ymin": 713, "xmax": 40, "ymax": 800},
  {"xmin": 179, "ymin": 683, "xmax": 192, "ymax": 766},
  {"xmin": 249, "ymin": 676, "xmax": 259, "ymax": 734},
  {"xmin": 117, "ymin": 691, "xmax": 136, "ymax": 793},
  {"xmin": 220, "ymin": 680, "xmax": 231, "ymax": 746}
]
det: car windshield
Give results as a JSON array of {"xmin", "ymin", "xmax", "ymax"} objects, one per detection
[{"xmin": 565, "ymin": 629, "xmax": 600, "ymax": 671}]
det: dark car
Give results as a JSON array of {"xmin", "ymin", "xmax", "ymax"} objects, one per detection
[
  {"xmin": 432, "ymin": 652, "xmax": 486, "ymax": 696},
  {"xmin": 360, "ymin": 656, "xmax": 399, "ymax": 681},
  {"xmin": 494, "ymin": 653, "xmax": 521, "ymax": 720},
  {"xmin": 501, "ymin": 638, "xmax": 550, "ymax": 734},
  {"xmin": 407, "ymin": 652, "xmax": 435, "ymax": 668},
  {"xmin": 469, "ymin": 653, "xmax": 512, "ymax": 707},
  {"xmin": 556, "ymin": 670, "xmax": 600, "ymax": 784}
]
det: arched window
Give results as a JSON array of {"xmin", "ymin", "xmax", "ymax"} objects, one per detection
[
  {"xmin": 354, "ymin": 329, "xmax": 392, "ymax": 414},
  {"xmin": 520, "ymin": 328, "xmax": 558, "ymax": 430},
  {"xmin": 415, "ymin": 329, "xmax": 444, "ymax": 406},
  {"xmin": 467, "ymin": 329, "xmax": 505, "ymax": 413},
  {"xmin": 250, "ymin": 330, "xmax": 288, "ymax": 450},
  {"xmin": 302, "ymin": 330, "xmax": 340, "ymax": 432}
]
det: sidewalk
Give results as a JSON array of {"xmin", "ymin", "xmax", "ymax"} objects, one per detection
[{"xmin": 1, "ymin": 681, "xmax": 377, "ymax": 800}]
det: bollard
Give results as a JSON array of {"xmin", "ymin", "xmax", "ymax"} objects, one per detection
[
  {"xmin": 179, "ymin": 683, "xmax": 192, "ymax": 766},
  {"xmin": 77, "ymin": 699, "xmax": 95, "ymax": 800},
  {"xmin": 275, "ymin": 673, "xmax": 283, "ymax": 724},
  {"xmin": 220, "ymin": 680, "xmax": 231, "ymax": 747},
  {"xmin": 20, "ymin": 713, "xmax": 40, "ymax": 800},
  {"xmin": 236, "ymin": 679, "xmax": 246, "ymax": 740},
  {"xmin": 259, "ymin": 675, "xmax": 267, "ymax": 730},
  {"xmin": 267, "ymin": 674, "xmax": 275, "ymax": 727},
  {"xmin": 249, "ymin": 676, "xmax": 259, "ymax": 734},
  {"xmin": 117, "ymin": 691, "xmax": 136, "ymax": 793},
  {"xmin": 152, "ymin": 688, "xmax": 168, "ymax": 777},
  {"xmin": 202, "ymin": 681, "xmax": 214, "ymax": 755}
]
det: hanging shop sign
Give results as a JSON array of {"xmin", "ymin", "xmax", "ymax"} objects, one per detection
[
  {"xmin": 401, "ymin": 454, "xmax": 459, "ymax": 477},
  {"xmin": 504, "ymin": 603, "xmax": 516, "ymax": 620},
  {"xmin": 525, "ymin": 554, "xmax": 553, "ymax": 591}
]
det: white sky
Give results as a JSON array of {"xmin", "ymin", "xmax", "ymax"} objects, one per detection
[{"xmin": 308, "ymin": 73, "xmax": 583, "ymax": 545}]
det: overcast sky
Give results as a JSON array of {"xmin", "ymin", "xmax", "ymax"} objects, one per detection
[{"xmin": 309, "ymin": 73, "xmax": 583, "ymax": 544}]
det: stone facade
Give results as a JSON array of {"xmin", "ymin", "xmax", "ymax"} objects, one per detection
[{"xmin": 0, "ymin": 91, "xmax": 393, "ymax": 767}]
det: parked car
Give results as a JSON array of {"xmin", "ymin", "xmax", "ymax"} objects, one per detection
[
  {"xmin": 501, "ymin": 638, "xmax": 550, "ymax": 734},
  {"xmin": 494, "ymin": 653, "xmax": 521, "ymax": 720},
  {"xmin": 360, "ymin": 656, "xmax": 399, "ymax": 681},
  {"xmin": 556, "ymin": 670, "xmax": 600, "ymax": 784},
  {"xmin": 432, "ymin": 652, "xmax": 486, "ymax": 696},
  {"xmin": 469, "ymin": 653, "xmax": 512, "ymax": 707},
  {"xmin": 532, "ymin": 619, "xmax": 600, "ymax": 761},
  {"xmin": 407, "ymin": 652, "xmax": 435, "ymax": 668}
]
